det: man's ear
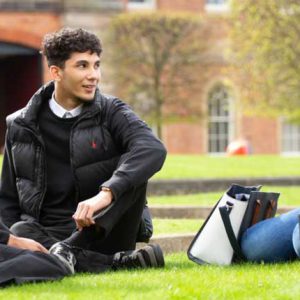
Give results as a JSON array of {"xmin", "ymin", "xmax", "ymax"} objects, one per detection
[{"xmin": 49, "ymin": 65, "xmax": 63, "ymax": 82}]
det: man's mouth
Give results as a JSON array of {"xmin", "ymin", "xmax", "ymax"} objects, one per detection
[{"xmin": 82, "ymin": 85, "xmax": 96, "ymax": 92}]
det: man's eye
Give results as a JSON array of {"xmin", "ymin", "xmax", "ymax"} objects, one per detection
[{"xmin": 78, "ymin": 64, "xmax": 86, "ymax": 68}]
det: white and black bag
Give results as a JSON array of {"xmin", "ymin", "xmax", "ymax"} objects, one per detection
[{"xmin": 187, "ymin": 184, "xmax": 279, "ymax": 266}]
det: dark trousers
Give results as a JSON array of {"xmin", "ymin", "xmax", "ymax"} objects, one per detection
[
  {"xmin": 0, "ymin": 244, "xmax": 70, "ymax": 287},
  {"xmin": 10, "ymin": 219, "xmax": 75, "ymax": 249},
  {"xmin": 10, "ymin": 184, "xmax": 147, "ymax": 272}
]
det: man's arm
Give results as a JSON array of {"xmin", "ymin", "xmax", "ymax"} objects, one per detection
[
  {"xmin": 101, "ymin": 98, "xmax": 167, "ymax": 199},
  {"xmin": 73, "ymin": 97, "xmax": 167, "ymax": 230},
  {"xmin": 0, "ymin": 128, "xmax": 22, "ymax": 227},
  {"xmin": 0, "ymin": 219, "xmax": 47, "ymax": 252}
]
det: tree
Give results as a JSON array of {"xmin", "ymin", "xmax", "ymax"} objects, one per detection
[
  {"xmin": 107, "ymin": 13, "xmax": 208, "ymax": 138},
  {"xmin": 230, "ymin": 0, "xmax": 300, "ymax": 121}
]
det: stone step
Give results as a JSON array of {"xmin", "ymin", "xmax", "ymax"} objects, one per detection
[
  {"xmin": 149, "ymin": 205, "xmax": 296, "ymax": 219},
  {"xmin": 140, "ymin": 206, "xmax": 298, "ymax": 254},
  {"xmin": 137, "ymin": 233, "xmax": 195, "ymax": 254}
]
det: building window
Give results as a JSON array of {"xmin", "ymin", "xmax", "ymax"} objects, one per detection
[
  {"xmin": 281, "ymin": 121, "xmax": 300, "ymax": 155},
  {"xmin": 127, "ymin": 0, "xmax": 155, "ymax": 10},
  {"xmin": 205, "ymin": 0, "xmax": 229, "ymax": 13},
  {"xmin": 208, "ymin": 84, "xmax": 234, "ymax": 154}
]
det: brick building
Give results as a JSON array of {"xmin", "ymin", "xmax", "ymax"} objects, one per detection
[
  {"xmin": 126, "ymin": 0, "xmax": 299, "ymax": 155},
  {"xmin": 0, "ymin": 0, "xmax": 298, "ymax": 154}
]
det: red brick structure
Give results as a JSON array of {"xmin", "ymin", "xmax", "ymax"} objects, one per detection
[
  {"xmin": 0, "ymin": 11, "xmax": 61, "ymax": 145},
  {"xmin": 156, "ymin": 0, "xmax": 205, "ymax": 13},
  {"xmin": 124, "ymin": 0, "xmax": 283, "ymax": 155},
  {"xmin": 0, "ymin": 1, "xmax": 288, "ymax": 154}
]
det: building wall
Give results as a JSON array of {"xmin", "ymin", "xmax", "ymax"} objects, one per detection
[
  {"xmin": 144, "ymin": 0, "xmax": 280, "ymax": 154},
  {"xmin": 0, "ymin": 12, "xmax": 61, "ymax": 82},
  {"xmin": 0, "ymin": 12, "xmax": 61, "ymax": 146},
  {"xmin": 157, "ymin": 0, "xmax": 205, "ymax": 13},
  {"xmin": 163, "ymin": 122, "xmax": 205, "ymax": 153},
  {"xmin": 241, "ymin": 116, "xmax": 279, "ymax": 154},
  {"xmin": 0, "ymin": 2, "xmax": 282, "ymax": 154},
  {"xmin": 0, "ymin": 12, "xmax": 60, "ymax": 48}
]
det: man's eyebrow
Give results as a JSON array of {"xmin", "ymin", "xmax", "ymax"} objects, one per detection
[
  {"xmin": 75, "ymin": 60, "xmax": 88, "ymax": 65},
  {"xmin": 75, "ymin": 59, "xmax": 100, "ymax": 65}
]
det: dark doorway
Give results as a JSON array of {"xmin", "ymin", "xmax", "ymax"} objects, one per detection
[{"xmin": 0, "ymin": 42, "xmax": 42, "ymax": 148}]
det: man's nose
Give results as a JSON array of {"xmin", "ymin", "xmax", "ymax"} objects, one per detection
[{"xmin": 87, "ymin": 67, "xmax": 100, "ymax": 80}]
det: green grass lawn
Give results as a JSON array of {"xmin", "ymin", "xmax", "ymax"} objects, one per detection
[
  {"xmin": 1, "ymin": 252, "xmax": 300, "ymax": 300},
  {"xmin": 153, "ymin": 155, "xmax": 300, "ymax": 179},
  {"xmin": 149, "ymin": 186, "xmax": 300, "ymax": 206},
  {"xmin": 153, "ymin": 218, "xmax": 201, "ymax": 235},
  {"xmin": 1, "ymin": 154, "xmax": 300, "ymax": 179},
  {"xmin": 1, "ymin": 155, "xmax": 300, "ymax": 298}
]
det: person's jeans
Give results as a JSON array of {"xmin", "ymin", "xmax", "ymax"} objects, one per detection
[{"xmin": 241, "ymin": 208, "xmax": 300, "ymax": 263}]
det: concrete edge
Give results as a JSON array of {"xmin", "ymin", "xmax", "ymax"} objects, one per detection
[{"xmin": 137, "ymin": 233, "xmax": 195, "ymax": 254}]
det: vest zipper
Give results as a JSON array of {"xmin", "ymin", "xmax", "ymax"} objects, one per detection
[
  {"xmin": 20, "ymin": 127, "xmax": 47, "ymax": 220},
  {"xmin": 70, "ymin": 125, "xmax": 80, "ymax": 203}
]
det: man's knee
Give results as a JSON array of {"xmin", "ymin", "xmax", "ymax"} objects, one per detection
[{"xmin": 10, "ymin": 221, "xmax": 37, "ymax": 237}]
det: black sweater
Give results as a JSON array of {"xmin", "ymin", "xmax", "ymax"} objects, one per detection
[{"xmin": 38, "ymin": 103, "xmax": 78, "ymax": 226}]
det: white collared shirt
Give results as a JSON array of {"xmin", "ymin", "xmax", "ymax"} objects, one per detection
[{"xmin": 49, "ymin": 93, "xmax": 83, "ymax": 118}]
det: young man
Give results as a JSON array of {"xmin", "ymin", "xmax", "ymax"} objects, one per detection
[{"xmin": 0, "ymin": 28, "xmax": 167, "ymax": 274}]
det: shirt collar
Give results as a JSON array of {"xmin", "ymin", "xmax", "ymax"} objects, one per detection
[{"xmin": 49, "ymin": 93, "xmax": 83, "ymax": 118}]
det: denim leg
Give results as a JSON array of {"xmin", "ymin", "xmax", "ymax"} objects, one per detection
[
  {"xmin": 241, "ymin": 208, "xmax": 300, "ymax": 263},
  {"xmin": 292, "ymin": 223, "xmax": 300, "ymax": 257}
]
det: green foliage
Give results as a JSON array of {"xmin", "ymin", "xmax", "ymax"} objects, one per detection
[
  {"xmin": 230, "ymin": 0, "xmax": 300, "ymax": 121},
  {"xmin": 1, "ymin": 154, "xmax": 300, "ymax": 180},
  {"xmin": 108, "ymin": 13, "xmax": 207, "ymax": 137},
  {"xmin": 2, "ymin": 253, "xmax": 300, "ymax": 299}
]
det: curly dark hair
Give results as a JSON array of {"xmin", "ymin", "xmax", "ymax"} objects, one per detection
[{"xmin": 41, "ymin": 27, "xmax": 102, "ymax": 68}]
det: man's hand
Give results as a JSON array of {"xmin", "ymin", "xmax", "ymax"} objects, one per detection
[
  {"xmin": 73, "ymin": 189, "xmax": 113, "ymax": 231},
  {"xmin": 8, "ymin": 235, "xmax": 48, "ymax": 253}
]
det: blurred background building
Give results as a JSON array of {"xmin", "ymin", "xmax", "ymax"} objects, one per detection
[{"xmin": 0, "ymin": 0, "xmax": 298, "ymax": 155}]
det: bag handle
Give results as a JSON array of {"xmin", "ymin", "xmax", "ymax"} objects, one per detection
[{"xmin": 219, "ymin": 204, "xmax": 246, "ymax": 261}]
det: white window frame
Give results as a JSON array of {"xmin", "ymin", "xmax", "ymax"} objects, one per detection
[
  {"xmin": 281, "ymin": 118, "xmax": 300, "ymax": 156},
  {"xmin": 127, "ymin": 0, "xmax": 156, "ymax": 10},
  {"xmin": 207, "ymin": 84, "xmax": 234, "ymax": 154},
  {"xmin": 205, "ymin": 0, "xmax": 229, "ymax": 13}
]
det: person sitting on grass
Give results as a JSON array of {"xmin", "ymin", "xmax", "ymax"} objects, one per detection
[
  {"xmin": 241, "ymin": 207, "xmax": 300, "ymax": 263},
  {"xmin": 0, "ymin": 27, "xmax": 166, "ymax": 276}
]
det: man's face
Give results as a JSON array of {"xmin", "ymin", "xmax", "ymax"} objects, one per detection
[{"xmin": 57, "ymin": 51, "xmax": 101, "ymax": 104}]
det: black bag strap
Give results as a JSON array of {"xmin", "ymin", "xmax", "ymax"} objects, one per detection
[{"xmin": 219, "ymin": 205, "xmax": 246, "ymax": 261}]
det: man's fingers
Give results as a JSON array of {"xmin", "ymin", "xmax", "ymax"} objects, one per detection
[
  {"xmin": 38, "ymin": 244, "xmax": 49, "ymax": 253},
  {"xmin": 86, "ymin": 208, "xmax": 96, "ymax": 225},
  {"xmin": 79, "ymin": 204, "xmax": 89, "ymax": 218},
  {"xmin": 73, "ymin": 204, "xmax": 89, "ymax": 226},
  {"xmin": 73, "ymin": 204, "xmax": 95, "ymax": 228}
]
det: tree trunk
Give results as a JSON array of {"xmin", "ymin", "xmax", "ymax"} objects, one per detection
[{"xmin": 154, "ymin": 74, "xmax": 163, "ymax": 139}]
